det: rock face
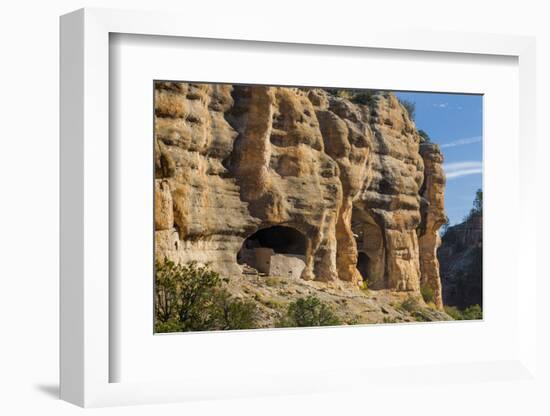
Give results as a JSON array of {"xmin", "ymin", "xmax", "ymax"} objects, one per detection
[
  {"xmin": 438, "ymin": 213, "xmax": 483, "ymax": 308},
  {"xmin": 351, "ymin": 93, "xmax": 425, "ymax": 292},
  {"xmin": 154, "ymin": 82, "xmax": 447, "ymax": 306},
  {"xmin": 418, "ymin": 142, "xmax": 447, "ymax": 309}
]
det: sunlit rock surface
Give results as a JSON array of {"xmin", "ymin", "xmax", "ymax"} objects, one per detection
[{"xmin": 154, "ymin": 82, "xmax": 447, "ymax": 307}]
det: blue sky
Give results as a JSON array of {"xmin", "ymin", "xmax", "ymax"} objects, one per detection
[{"xmin": 395, "ymin": 92, "xmax": 483, "ymax": 225}]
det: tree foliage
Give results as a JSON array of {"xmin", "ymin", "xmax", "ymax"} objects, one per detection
[
  {"xmin": 444, "ymin": 304, "xmax": 482, "ymax": 320},
  {"xmin": 420, "ymin": 285, "xmax": 435, "ymax": 304},
  {"xmin": 210, "ymin": 288, "xmax": 258, "ymax": 330},
  {"xmin": 464, "ymin": 188, "xmax": 483, "ymax": 221},
  {"xmin": 399, "ymin": 296, "xmax": 421, "ymax": 313},
  {"xmin": 155, "ymin": 259, "xmax": 258, "ymax": 332},
  {"xmin": 325, "ymin": 88, "xmax": 353, "ymax": 99},
  {"xmin": 418, "ymin": 129, "xmax": 431, "ymax": 142},
  {"xmin": 472, "ymin": 188, "xmax": 482, "ymax": 215},
  {"xmin": 400, "ymin": 99, "xmax": 416, "ymax": 120},
  {"xmin": 325, "ymin": 88, "xmax": 378, "ymax": 106},
  {"xmin": 351, "ymin": 90, "xmax": 377, "ymax": 106},
  {"xmin": 278, "ymin": 295, "xmax": 341, "ymax": 327}
]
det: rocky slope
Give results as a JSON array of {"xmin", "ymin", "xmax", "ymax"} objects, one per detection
[
  {"xmin": 154, "ymin": 82, "xmax": 448, "ymax": 313},
  {"xmin": 222, "ymin": 274, "xmax": 451, "ymax": 327},
  {"xmin": 438, "ymin": 212, "xmax": 483, "ymax": 308}
]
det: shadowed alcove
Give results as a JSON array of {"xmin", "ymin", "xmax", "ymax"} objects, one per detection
[
  {"xmin": 352, "ymin": 206, "xmax": 386, "ymax": 289},
  {"xmin": 237, "ymin": 226, "xmax": 307, "ymax": 278},
  {"xmin": 356, "ymin": 251, "xmax": 370, "ymax": 283}
]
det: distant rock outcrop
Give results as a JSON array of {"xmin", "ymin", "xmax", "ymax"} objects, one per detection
[
  {"xmin": 438, "ymin": 212, "xmax": 483, "ymax": 308},
  {"xmin": 154, "ymin": 82, "xmax": 447, "ymax": 308}
]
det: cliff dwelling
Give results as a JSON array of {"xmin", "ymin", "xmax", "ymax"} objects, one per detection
[
  {"xmin": 237, "ymin": 226, "xmax": 307, "ymax": 279},
  {"xmin": 153, "ymin": 82, "xmax": 448, "ymax": 310}
]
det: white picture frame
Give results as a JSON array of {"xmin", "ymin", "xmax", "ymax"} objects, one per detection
[{"xmin": 60, "ymin": 7, "xmax": 538, "ymax": 407}]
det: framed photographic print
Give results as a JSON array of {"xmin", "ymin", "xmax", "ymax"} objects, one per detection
[
  {"xmin": 60, "ymin": 8, "xmax": 538, "ymax": 407},
  {"xmin": 151, "ymin": 80, "xmax": 482, "ymax": 333}
]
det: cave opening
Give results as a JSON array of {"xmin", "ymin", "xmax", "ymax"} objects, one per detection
[
  {"xmin": 237, "ymin": 226, "xmax": 307, "ymax": 278},
  {"xmin": 356, "ymin": 251, "xmax": 370, "ymax": 283},
  {"xmin": 239, "ymin": 226, "xmax": 306, "ymax": 258}
]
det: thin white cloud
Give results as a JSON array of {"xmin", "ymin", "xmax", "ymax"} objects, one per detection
[
  {"xmin": 440, "ymin": 136, "xmax": 482, "ymax": 149},
  {"xmin": 446, "ymin": 169, "xmax": 483, "ymax": 179},
  {"xmin": 444, "ymin": 161, "xmax": 482, "ymax": 171},
  {"xmin": 433, "ymin": 102, "xmax": 449, "ymax": 108},
  {"xmin": 443, "ymin": 161, "xmax": 482, "ymax": 180}
]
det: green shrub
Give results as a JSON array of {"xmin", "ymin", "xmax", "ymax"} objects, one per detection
[
  {"xmin": 154, "ymin": 318, "xmax": 182, "ymax": 333},
  {"xmin": 155, "ymin": 259, "xmax": 221, "ymax": 331},
  {"xmin": 444, "ymin": 306, "xmax": 463, "ymax": 320},
  {"xmin": 462, "ymin": 304, "xmax": 483, "ymax": 320},
  {"xmin": 325, "ymin": 88, "xmax": 354, "ymax": 99},
  {"xmin": 444, "ymin": 304, "xmax": 483, "ymax": 320},
  {"xmin": 399, "ymin": 296, "xmax": 421, "ymax": 313},
  {"xmin": 154, "ymin": 259, "xmax": 258, "ymax": 332},
  {"xmin": 210, "ymin": 288, "xmax": 258, "ymax": 330},
  {"xmin": 278, "ymin": 295, "xmax": 341, "ymax": 327},
  {"xmin": 351, "ymin": 90, "xmax": 377, "ymax": 106},
  {"xmin": 325, "ymin": 88, "xmax": 378, "ymax": 107},
  {"xmin": 420, "ymin": 285, "xmax": 435, "ymax": 304}
]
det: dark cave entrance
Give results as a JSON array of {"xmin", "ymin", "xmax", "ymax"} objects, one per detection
[
  {"xmin": 237, "ymin": 226, "xmax": 307, "ymax": 277},
  {"xmin": 238, "ymin": 226, "xmax": 307, "ymax": 261},
  {"xmin": 356, "ymin": 252, "xmax": 370, "ymax": 283}
]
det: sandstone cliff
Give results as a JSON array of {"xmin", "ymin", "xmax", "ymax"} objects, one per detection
[
  {"xmin": 418, "ymin": 141, "xmax": 447, "ymax": 309},
  {"xmin": 154, "ymin": 82, "xmax": 447, "ymax": 308}
]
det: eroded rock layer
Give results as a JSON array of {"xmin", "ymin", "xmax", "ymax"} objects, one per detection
[
  {"xmin": 418, "ymin": 142, "xmax": 447, "ymax": 308},
  {"xmin": 154, "ymin": 82, "xmax": 446, "ymax": 305}
]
